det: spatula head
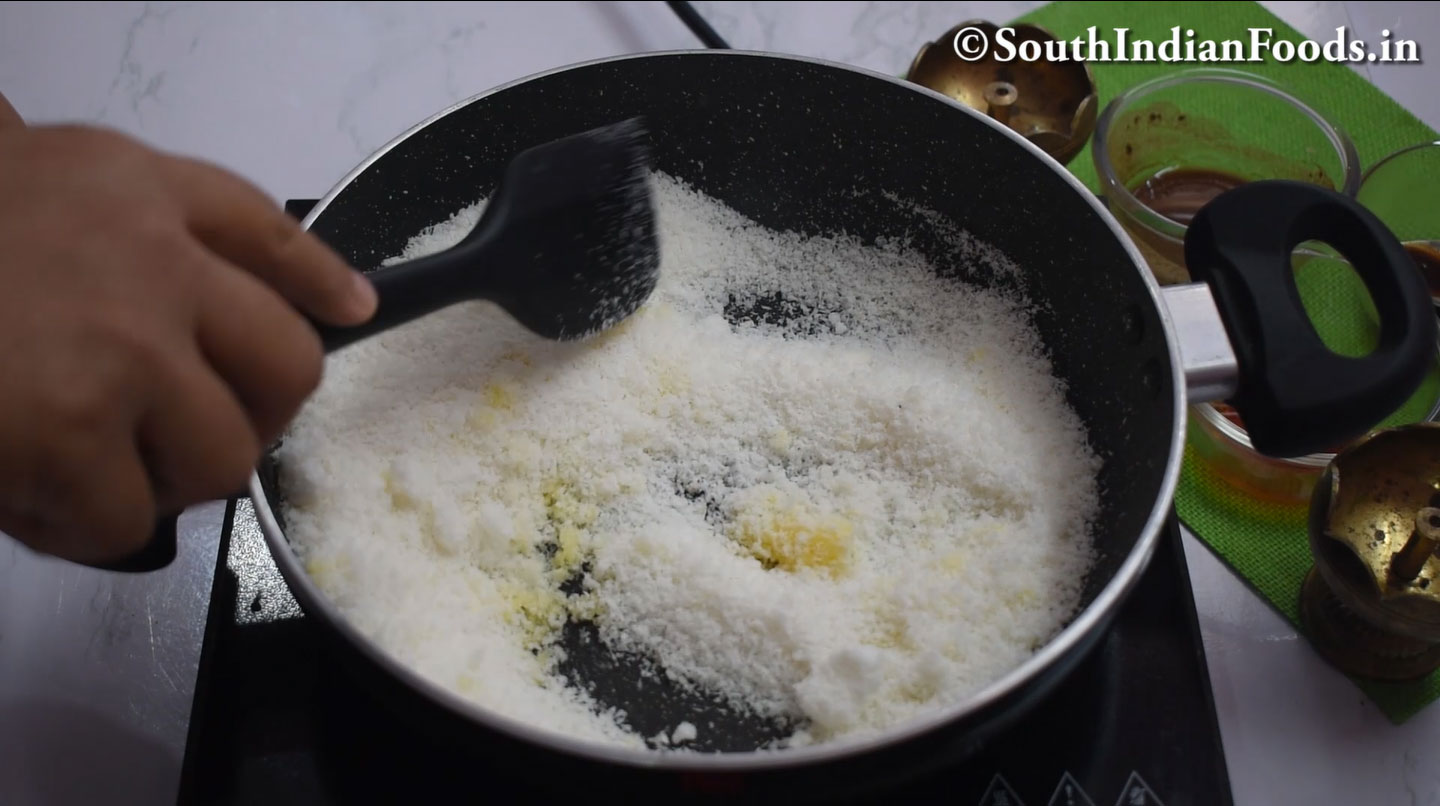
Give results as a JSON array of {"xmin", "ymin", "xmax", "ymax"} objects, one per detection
[{"xmin": 479, "ymin": 118, "xmax": 661, "ymax": 341}]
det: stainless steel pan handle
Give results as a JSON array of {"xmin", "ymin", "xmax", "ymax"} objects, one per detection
[{"xmin": 1164, "ymin": 282, "xmax": 1239, "ymax": 405}]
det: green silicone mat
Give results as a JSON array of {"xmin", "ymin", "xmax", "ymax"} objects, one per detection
[{"xmin": 1011, "ymin": 1, "xmax": 1440, "ymax": 723}]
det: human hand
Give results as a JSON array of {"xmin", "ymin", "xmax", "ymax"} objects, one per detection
[{"xmin": 0, "ymin": 109, "xmax": 375, "ymax": 566}]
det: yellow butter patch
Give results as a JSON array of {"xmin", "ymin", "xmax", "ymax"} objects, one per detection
[{"xmin": 730, "ymin": 493, "xmax": 854, "ymax": 577}]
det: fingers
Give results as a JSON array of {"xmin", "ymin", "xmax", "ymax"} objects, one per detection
[
  {"xmin": 42, "ymin": 427, "xmax": 157, "ymax": 565},
  {"xmin": 158, "ymin": 154, "xmax": 377, "ymax": 327},
  {"xmin": 137, "ymin": 339, "xmax": 261, "ymax": 514},
  {"xmin": 196, "ymin": 251, "xmax": 326, "ymax": 448},
  {"xmin": 4, "ymin": 238, "xmax": 319, "ymax": 564}
]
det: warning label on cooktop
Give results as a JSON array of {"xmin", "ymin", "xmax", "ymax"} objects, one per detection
[
  {"xmin": 978, "ymin": 774, "xmax": 1025, "ymax": 805},
  {"xmin": 1117, "ymin": 772, "xmax": 1166, "ymax": 805},
  {"xmin": 971, "ymin": 771, "xmax": 1169, "ymax": 806},
  {"xmin": 1047, "ymin": 773, "xmax": 1097, "ymax": 806}
]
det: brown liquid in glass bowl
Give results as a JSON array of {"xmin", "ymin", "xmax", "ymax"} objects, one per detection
[{"xmin": 1132, "ymin": 167, "xmax": 1248, "ymax": 225}]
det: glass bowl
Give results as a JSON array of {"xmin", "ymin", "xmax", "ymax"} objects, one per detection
[
  {"xmin": 1187, "ymin": 340, "xmax": 1440, "ymax": 514},
  {"xmin": 1094, "ymin": 68, "xmax": 1362, "ymax": 285},
  {"xmin": 1357, "ymin": 140, "xmax": 1440, "ymax": 307}
]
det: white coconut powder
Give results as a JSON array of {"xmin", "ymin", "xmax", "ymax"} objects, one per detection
[{"xmin": 278, "ymin": 173, "xmax": 1102, "ymax": 752}]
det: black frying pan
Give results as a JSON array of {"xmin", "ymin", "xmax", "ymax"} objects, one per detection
[{"xmin": 140, "ymin": 50, "xmax": 1440, "ymax": 802}]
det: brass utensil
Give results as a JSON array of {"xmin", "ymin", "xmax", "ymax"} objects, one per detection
[
  {"xmin": 907, "ymin": 21, "xmax": 1098, "ymax": 165},
  {"xmin": 1300, "ymin": 423, "xmax": 1440, "ymax": 681}
]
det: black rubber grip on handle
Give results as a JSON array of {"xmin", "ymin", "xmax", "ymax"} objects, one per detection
[
  {"xmin": 85, "ymin": 513, "xmax": 179, "ymax": 573},
  {"xmin": 1186, "ymin": 180, "xmax": 1437, "ymax": 458}
]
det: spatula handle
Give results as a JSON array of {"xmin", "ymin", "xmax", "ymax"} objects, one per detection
[{"xmin": 311, "ymin": 250, "xmax": 480, "ymax": 353}]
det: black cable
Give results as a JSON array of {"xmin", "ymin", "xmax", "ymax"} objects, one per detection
[{"xmin": 667, "ymin": 1, "xmax": 730, "ymax": 49}]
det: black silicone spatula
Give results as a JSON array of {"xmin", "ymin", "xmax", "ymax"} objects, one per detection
[
  {"xmin": 90, "ymin": 119, "xmax": 661, "ymax": 575},
  {"xmin": 313, "ymin": 117, "xmax": 661, "ymax": 351}
]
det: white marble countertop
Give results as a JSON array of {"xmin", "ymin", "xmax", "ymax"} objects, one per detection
[{"xmin": 1, "ymin": 2, "xmax": 1438, "ymax": 804}]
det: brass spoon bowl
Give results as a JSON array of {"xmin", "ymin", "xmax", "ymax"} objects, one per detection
[{"xmin": 908, "ymin": 21, "xmax": 1098, "ymax": 165}]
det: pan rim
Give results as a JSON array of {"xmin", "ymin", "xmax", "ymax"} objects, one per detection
[{"xmin": 249, "ymin": 47, "xmax": 1186, "ymax": 772}]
